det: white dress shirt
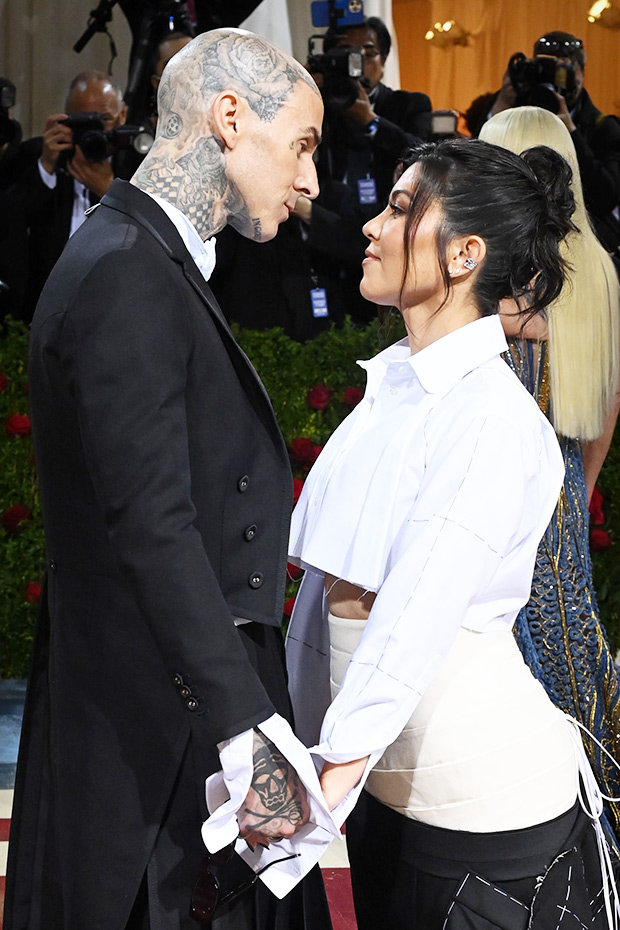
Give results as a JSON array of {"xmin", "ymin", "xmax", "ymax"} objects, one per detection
[
  {"xmin": 288, "ymin": 316, "xmax": 564, "ymax": 768},
  {"xmin": 38, "ymin": 159, "xmax": 92, "ymax": 238}
]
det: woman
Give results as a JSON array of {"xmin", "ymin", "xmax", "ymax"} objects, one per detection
[
  {"xmin": 286, "ymin": 138, "xmax": 616, "ymax": 929},
  {"xmin": 480, "ymin": 107, "xmax": 620, "ymax": 842}
]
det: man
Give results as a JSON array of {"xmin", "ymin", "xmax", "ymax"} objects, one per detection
[
  {"xmin": 467, "ymin": 31, "xmax": 620, "ymax": 255},
  {"xmin": 213, "ymin": 16, "xmax": 431, "ymax": 334},
  {"xmin": 0, "ymin": 70, "xmax": 128, "ymax": 321},
  {"xmin": 3, "ymin": 29, "xmax": 329, "ymax": 930},
  {"xmin": 298, "ymin": 15, "xmax": 432, "ymax": 322},
  {"xmin": 532, "ymin": 31, "xmax": 620, "ymax": 255}
]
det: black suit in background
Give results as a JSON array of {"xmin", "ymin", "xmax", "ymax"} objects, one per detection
[
  {"xmin": 308, "ymin": 81, "xmax": 432, "ymax": 323},
  {"xmin": 3, "ymin": 180, "xmax": 331, "ymax": 930},
  {"xmin": 0, "ymin": 139, "xmax": 135, "ymax": 323}
]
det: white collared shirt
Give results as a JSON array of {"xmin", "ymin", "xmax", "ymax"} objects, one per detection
[{"xmin": 288, "ymin": 315, "xmax": 564, "ymax": 765}]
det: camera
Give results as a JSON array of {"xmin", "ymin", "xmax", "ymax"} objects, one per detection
[
  {"xmin": 59, "ymin": 112, "xmax": 154, "ymax": 163},
  {"xmin": 307, "ymin": 43, "xmax": 364, "ymax": 109},
  {"xmin": 307, "ymin": 0, "xmax": 365, "ymax": 109},
  {"xmin": 508, "ymin": 53, "xmax": 577, "ymax": 113},
  {"xmin": 0, "ymin": 78, "xmax": 22, "ymax": 148}
]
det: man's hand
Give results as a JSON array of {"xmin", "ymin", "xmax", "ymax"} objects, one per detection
[
  {"xmin": 41, "ymin": 113, "xmax": 72, "ymax": 175},
  {"xmin": 237, "ymin": 730, "xmax": 310, "ymax": 849},
  {"xmin": 67, "ymin": 146, "xmax": 114, "ymax": 199},
  {"xmin": 553, "ymin": 92, "xmax": 576, "ymax": 133},
  {"xmin": 346, "ymin": 82, "xmax": 376, "ymax": 128},
  {"xmin": 489, "ymin": 72, "xmax": 517, "ymax": 118}
]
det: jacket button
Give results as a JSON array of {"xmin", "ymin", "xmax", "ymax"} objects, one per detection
[
  {"xmin": 249, "ymin": 572, "xmax": 263, "ymax": 589},
  {"xmin": 180, "ymin": 685, "xmax": 192, "ymax": 698},
  {"xmin": 244, "ymin": 524, "xmax": 257, "ymax": 541},
  {"xmin": 49, "ymin": 560, "xmax": 57, "ymax": 573},
  {"xmin": 173, "ymin": 673, "xmax": 183, "ymax": 687},
  {"xmin": 238, "ymin": 475, "xmax": 250, "ymax": 493},
  {"xmin": 187, "ymin": 698, "xmax": 198, "ymax": 711}
]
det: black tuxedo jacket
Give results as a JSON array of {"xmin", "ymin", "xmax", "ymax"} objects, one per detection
[{"xmin": 4, "ymin": 180, "xmax": 295, "ymax": 929}]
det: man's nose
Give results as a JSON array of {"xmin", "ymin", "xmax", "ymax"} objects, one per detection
[{"xmin": 296, "ymin": 160, "xmax": 319, "ymax": 200}]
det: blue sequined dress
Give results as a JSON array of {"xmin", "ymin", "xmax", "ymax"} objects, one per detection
[{"xmin": 505, "ymin": 338, "xmax": 620, "ymax": 841}]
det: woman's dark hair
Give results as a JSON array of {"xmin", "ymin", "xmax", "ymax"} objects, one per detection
[{"xmin": 394, "ymin": 138, "xmax": 576, "ymax": 318}]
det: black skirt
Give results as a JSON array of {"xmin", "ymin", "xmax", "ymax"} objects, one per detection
[{"xmin": 347, "ymin": 789, "xmax": 610, "ymax": 929}]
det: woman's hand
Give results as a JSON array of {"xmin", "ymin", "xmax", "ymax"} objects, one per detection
[{"xmin": 319, "ymin": 757, "xmax": 369, "ymax": 811}]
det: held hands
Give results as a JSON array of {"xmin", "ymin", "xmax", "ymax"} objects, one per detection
[
  {"xmin": 237, "ymin": 730, "xmax": 310, "ymax": 849},
  {"xmin": 66, "ymin": 146, "xmax": 114, "ymax": 199},
  {"xmin": 319, "ymin": 757, "xmax": 369, "ymax": 811}
]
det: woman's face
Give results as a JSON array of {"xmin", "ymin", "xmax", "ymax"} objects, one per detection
[{"xmin": 360, "ymin": 164, "xmax": 444, "ymax": 310}]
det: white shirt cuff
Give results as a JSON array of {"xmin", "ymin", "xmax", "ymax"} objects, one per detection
[
  {"xmin": 37, "ymin": 158, "xmax": 57, "ymax": 189},
  {"xmin": 202, "ymin": 713, "xmax": 344, "ymax": 898}
]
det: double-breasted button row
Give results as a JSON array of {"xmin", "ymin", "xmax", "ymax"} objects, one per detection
[
  {"xmin": 244, "ymin": 524, "xmax": 257, "ymax": 541},
  {"xmin": 249, "ymin": 572, "xmax": 263, "ymax": 589},
  {"xmin": 238, "ymin": 475, "xmax": 250, "ymax": 493}
]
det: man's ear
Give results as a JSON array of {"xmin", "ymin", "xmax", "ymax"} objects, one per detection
[
  {"xmin": 210, "ymin": 90, "xmax": 244, "ymax": 151},
  {"xmin": 447, "ymin": 235, "xmax": 486, "ymax": 278}
]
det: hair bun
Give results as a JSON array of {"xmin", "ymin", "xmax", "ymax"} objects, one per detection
[{"xmin": 522, "ymin": 145, "xmax": 576, "ymax": 239}]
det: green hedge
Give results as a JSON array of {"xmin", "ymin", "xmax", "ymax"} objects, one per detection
[{"xmin": 1, "ymin": 317, "xmax": 619, "ymax": 678}]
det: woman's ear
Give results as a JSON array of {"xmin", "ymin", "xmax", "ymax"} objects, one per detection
[
  {"xmin": 447, "ymin": 235, "xmax": 487, "ymax": 278},
  {"xmin": 209, "ymin": 90, "xmax": 243, "ymax": 151}
]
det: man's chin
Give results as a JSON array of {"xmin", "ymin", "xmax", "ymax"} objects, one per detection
[{"xmin": 230, "ymin": 214, "xmax": 278, "ymax": 244}]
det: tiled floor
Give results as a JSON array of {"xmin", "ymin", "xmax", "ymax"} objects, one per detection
[{"xmin": 0, "ymin": 680, "xmax": 356, "ymax": 930}]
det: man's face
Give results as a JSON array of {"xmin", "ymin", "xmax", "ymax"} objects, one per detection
[
  {"xmin": 67, "ymin": 80, "xmax": 126, "ymax": 130},
  {"xmin": 335, "ymin": 26, "xmax": 385, "ymax": 90},
  {"xmin": 228, "ymin": 82, "xmax": 323, "ymax": 242}
]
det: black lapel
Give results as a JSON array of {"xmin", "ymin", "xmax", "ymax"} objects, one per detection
[{"xmin": 99, "ymin": 180, "xmax": 287, "ymax": 454}]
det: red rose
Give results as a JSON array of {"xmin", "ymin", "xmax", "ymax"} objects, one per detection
[
  {"xmin": 6, "ymin": 413, "xmax": 31, "ymax": 436},
  {"xmin": 0, "ymin": 372, "xmax": 8, "ymax": 392},
  {"xmin": 283, "ymin": 596, "xmax": 296, "ymax": 617},
  {"xmin": 291, "ymin": 437, "xmax": 317, "ymax": 467},
  {"xmin": 307, "ymin": 384, "xmax": 331, "ymax": 411},
  {"xmin": 343, "ymin": 386, "xmax": 364, "ymax": 410},
  {"xmin": 293, "ymin": 477, "xmax": 305, "ymax": 504},
  {"xmin": 287, "ymin": 561, "xmax": 303, "ymax": 581},
  {"xmin": 24, "ymin": 581, "xmax": 42, "ymax": 605},
  {"xmin": 312, "ymin": 445, "xmax": 323, "ymax": 463},
  {"xmin": 589, "ymin": 486, "xmax": 605, "ymax": 526},
  {"xmin": 1, "ymin": 504, "xmax": 31, "ymax": 533},
  {"xmin": 590, "ymin": 528, "xmax": 612, "ymax": 551}
]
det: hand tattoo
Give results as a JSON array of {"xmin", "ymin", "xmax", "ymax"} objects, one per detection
[{"xmin": 237, "ymin": 731, "xmax": 309, "ymax": 837}]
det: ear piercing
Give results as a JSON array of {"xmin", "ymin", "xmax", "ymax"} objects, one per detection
[{"xmin": 463, "ymin": 257, "xmax": 478, "ymax": 270}]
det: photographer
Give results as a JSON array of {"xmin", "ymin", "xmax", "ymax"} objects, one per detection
[
  {"xmin": 300, "ymin": 15, "xmax": 432, "ymax": 323},
  {"xmin": 466, "ymin": 31, "xmax": 620, "ymax": 255},
  {"xmin": 1, "ymin": 70, "xmax": 128, "ymax": 321}
]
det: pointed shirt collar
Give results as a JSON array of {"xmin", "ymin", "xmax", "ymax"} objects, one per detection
[{"xmin": 358, "ymin": 315, "xmax": 509, "ymax": 398}]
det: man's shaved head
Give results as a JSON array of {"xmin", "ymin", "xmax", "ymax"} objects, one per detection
[
  {"xmin": 158, "ymin": 28, "xmax": 319, "ymax": 131},
  {"xmin": 132, "ymin": 28, "xmax": 322, "ymax": 243}
]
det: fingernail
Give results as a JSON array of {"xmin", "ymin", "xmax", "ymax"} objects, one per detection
[{"xmin": 246, "ymin": 840, "xmax": 256, "ymax": 852}]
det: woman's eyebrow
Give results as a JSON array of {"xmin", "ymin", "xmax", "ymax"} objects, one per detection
[{"xmin": 391, "ymin": 188, "xmax": 413, "ymax": 199}]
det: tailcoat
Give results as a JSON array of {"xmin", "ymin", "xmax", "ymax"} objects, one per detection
[{"xmin": 4, "ymin": 179, "xmax": 299, "ymax": 929}]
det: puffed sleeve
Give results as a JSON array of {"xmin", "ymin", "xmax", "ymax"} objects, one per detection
[{"xmin": 313, "ymin": 405, "xmax": 564, "ymax": 765}]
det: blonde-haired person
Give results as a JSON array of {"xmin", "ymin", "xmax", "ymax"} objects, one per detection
[{"xmin": 481, "ymin": 105, "xmax": 620, "ymax": 844}]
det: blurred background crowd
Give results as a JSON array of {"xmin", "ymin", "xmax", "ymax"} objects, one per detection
[{"xmin": 1, "ymin": 0, "xmax": 620, "ymax": 341}]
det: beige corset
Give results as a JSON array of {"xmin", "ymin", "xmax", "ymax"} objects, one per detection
[{"xmin": 328, "ymin": 613, "xmax": 577, "ymax": 832}]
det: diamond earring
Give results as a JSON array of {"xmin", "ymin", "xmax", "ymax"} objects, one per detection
[{"xmin": 463, "ymin": 257, "xmax": 477, "ymax": 270}]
